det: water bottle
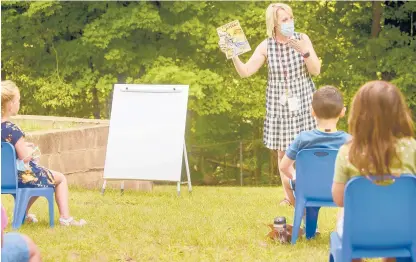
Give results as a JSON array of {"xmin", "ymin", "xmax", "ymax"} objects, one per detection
[
  {"xmin": 31, "ymin": 146, "xmax": 41, "ymax": 164},
  {"xmin": 273, "ymin": 216, "xmax": 288, "ymax": 243}
]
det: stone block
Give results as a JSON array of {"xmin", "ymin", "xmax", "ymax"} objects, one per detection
[
  {"xmin": 9, "ymin": 115, "xmax": 152, "ymax": 192},
  {"xmin": 95, "ymin": 126, "xmax": 109, "ymax": 147},
  {"xmin": 47, "ymin": 154, "xmax": 65, "ymax": 173},
  {"xmin": 59, "ymin": 151, "xmax": 88, "ymax": 174},
  {"xmin": 59, "ymin": 130, "xmax": 87, "ymax": 152}
]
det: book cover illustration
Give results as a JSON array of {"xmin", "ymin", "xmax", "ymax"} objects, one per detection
[{"xmin": 217, "ymin": 20, "xmax": 251, "ymax": 59}]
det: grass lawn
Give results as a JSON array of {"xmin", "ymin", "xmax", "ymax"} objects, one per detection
[
  {"xmin": 14, "ymin": 122, "xmax": 79, "ymax": 132},
  {"xmin": 2, "ymin": 186, "xmax": 383, "ymax": 262},
  {"xmin": 18, "ymin": 122, "xmax": 49, "ymax": 132}
]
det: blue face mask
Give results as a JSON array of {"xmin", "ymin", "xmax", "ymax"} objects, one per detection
[
  {"xmin": 16, "ymin": 159, "xmax": 30, "ymax": 172},
  {"xmin": 280, "ymin": 21, "xmax": 295, "ymax": 37},
  {"xmin": 15, "ymin": 146, "xmax": 40, "ymax": 172}
]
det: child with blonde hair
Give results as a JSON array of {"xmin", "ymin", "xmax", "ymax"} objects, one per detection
[{"xmin": 1, "ymin": 80, "xmax": 86, "ymax": 226}]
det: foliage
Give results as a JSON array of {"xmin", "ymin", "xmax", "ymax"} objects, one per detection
[{"xmin": 2, "ymin": 1, "xmax": 415, "ymax": 184}]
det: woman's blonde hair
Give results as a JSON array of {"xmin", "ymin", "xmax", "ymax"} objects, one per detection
[
  {"xmin": 265, "ymin": 3, "xmax": 293, "ymax": 38},
  {"xmin": 1, "ymin": 80, "xmax": 19, "ymax": 114}
]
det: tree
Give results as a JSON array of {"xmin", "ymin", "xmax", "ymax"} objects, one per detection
[{"xmin": 2, "ymin": 1, "xmax": 415, "ymax": 185}]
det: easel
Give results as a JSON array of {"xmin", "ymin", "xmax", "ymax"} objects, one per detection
[{"xmin": 101, "ymin": 141, "xmax": 192, "ymax": 196}]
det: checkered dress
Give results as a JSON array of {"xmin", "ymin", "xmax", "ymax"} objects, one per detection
[{"xmin": 263, "ymin": 32, "xmax": 317, "ymax": 151}]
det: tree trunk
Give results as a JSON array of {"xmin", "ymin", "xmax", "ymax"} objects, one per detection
[
  {"xmin": 371, "ymin": 1, "xmax": 382, "ymax": 38},
  {"xmin": 89, "ymin": 56, "xmax": 100, "ymax": 119},
  {"xmin": 255, "ymin": 144, "xmax": 262, "ymax": 184},
  {"xmin": 253, "ymin": 124, "xmax": 263, "ymax": 185},
  {"xmin": 270, "ymin": 149, "xmax": 278, "ymax": 184},
  {"xmin": 91, "ymin": 87, "xmax": 100, "ymax": 119}
]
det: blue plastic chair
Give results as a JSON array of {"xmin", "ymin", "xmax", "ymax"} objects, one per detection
[
  {"xmin": 329, "ymin": 175, "xmax": 416, "ymax": 262},
  {"xmin": 1, "ymin": 142, "xmax": 54, "ymax": 229},
  {"xmin": 291, "ymin": 149, "xmax": 339, "ymax": 244}
]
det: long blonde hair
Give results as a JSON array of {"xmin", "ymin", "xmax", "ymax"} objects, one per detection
[
  {"xmin": 1, "ymin": 80, "xmax": 19, "ymax": 115},
  {"xmin": 348, "ymin": 81, "xmax": 414, "ymax": 176},
  {"xmin": 265, "ymin": 3, "xmax": 293, "ymax": 38}
]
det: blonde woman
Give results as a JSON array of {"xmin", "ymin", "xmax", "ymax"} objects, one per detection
[
  {"xmin": 1, "ymin": 80, "xmax": 86, "ymax": 226},
  {"xmin": 220, "ymin": 3, "xmax": 321, "ymax": 205}
]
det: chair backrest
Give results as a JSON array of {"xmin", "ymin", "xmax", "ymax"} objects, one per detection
[
  {"xmin": 295, "ymin": 149, "xmax": 338, "ymax": 201},
  {"xmin": 343, "ymin": 175, "xmax": 416, "ymax": 249},
  {"xmin": 1, "ymin": 142, "xmax": 18, "ymax": 191}
]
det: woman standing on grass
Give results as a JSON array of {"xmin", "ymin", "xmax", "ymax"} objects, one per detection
[
  {"xmin": 1, "ymin": 80, "xmax": 86, "ymax": 226},
  {"xmin": 220, "ymin": 3, "xmax": 321, "ymax": 205}
]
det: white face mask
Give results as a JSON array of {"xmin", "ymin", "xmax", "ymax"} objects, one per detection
[
  {"xmin": 16, "ymin": 159, "xmax": 30, "ymax": 172},
  {"xmin": 280, "ymin": 21, "xmax": 295, "ymax": 37}
]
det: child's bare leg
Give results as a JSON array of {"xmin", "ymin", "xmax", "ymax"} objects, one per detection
[
  {"xmin": 51, "ymin": 171, "xmax": 86, "ymax": 226},
  {"xmin": 22, "ymin": 234, "xmax": 41, "ymax": 262},
  {"xmin": 51, "ymin": 171, "xmax": 70, "ymax": 219},
  {"xmin": 25, "ymin": 197, "xmax": 39, "ymax": 215},
  {"xmin": 282, "ymin": 176, "xmax": 295, "ymax": 205}
]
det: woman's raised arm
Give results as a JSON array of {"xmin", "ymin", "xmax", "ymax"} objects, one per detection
[{"xmin": 231, "ymin": 40, "xmax": 267, "ymax": 78}]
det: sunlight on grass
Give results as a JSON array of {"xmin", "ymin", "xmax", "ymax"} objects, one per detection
[
  {"xmin": 2, "ymin": 186, "xmax": 384, "ymax": 262},
  {"xmin": 14, "ymin": 122, "xmax": 79, "ymax": 132}
]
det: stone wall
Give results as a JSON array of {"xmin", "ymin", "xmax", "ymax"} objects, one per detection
[{"xmin": 11, "ymin": 115, "xmax": 153, "ymax": 191}]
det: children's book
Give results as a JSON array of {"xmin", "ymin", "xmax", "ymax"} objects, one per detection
[{"xmin": 217, "ymin": 20, "xmax": 251, "ymax": 59}]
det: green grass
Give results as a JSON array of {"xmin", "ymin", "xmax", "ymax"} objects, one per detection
[
  {"xmin": 2, "ymin": 186, "xmax": 383, "ymax": 262},
  {"xmin": 15, "ymin": 122, "xmax": 79, "ymax": 132},
  {"xmin": 17, "ymin": 123, "xmax": 48, "ymax": 132}
]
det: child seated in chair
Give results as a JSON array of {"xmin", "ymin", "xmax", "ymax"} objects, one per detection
[
  {"xmin": 1, "ymin": 80, "xmax": 86, "ymax": 226},
  {"xmin": 279, "ymin": 86, "xmax": 351, "ymax": 206},
  {"xmin": 332, "ymin": 80, "xmax": 416, "ymax": 262}
]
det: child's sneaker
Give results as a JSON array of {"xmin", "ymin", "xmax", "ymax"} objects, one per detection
[
  {"xmin": 25, "ymin": 214, "xmax": 38, "ymax": 223},
  {"xmin": 59, "ymin": 217, "xmax": 87, "ymax": 226}
]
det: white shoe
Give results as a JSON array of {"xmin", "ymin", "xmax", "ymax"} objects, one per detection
[
  {"xmin": 59, "ymin": 217, "xmax": 87, "ymax": 226},
  {"xmin": 25, "ymin": 214, "xmax": 38, "ymax": 223}
]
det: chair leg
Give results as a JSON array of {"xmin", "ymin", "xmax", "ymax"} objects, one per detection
[
  {"xmin": 305, "ymin": 207, "xmax": 320, "ymax": 239},
  {"xmin": 402, "ymin": 244, "xmax": 416, "ymax": 262},
  {"xmin": 11, "ymin": 194, "xmax": 18, "ymax": 225},
  {"xmin": 291, "ymin": 199, "xmax": 305, "ymax": 244},
  {"xmin": 21, "ymin": 196, "xmax": 35, "ymax": 225},
  {"xmin": 12, "ymin": 194, "xmax": 30, "ymax": 230},
  {"xmin": 47, "ymin": 192, "xmax": 55, "ymax": 227}
]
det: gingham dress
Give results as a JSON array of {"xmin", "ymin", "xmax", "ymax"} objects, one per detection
[{"xmin": 263, "ymin": 32, "xmax": 317, "ymax": 151}]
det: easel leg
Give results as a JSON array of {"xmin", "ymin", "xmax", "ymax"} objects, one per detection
[
  {"xmin": 183, "ymin": 142, "xmax": 192, "ymax": 193},
  {"xmin": 121, "ymin": 181, "xmax": 124, "ymax": 195},
  {"xmin": 101, "ymin": 180, "xmax": 107, "ymax": 195}
]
